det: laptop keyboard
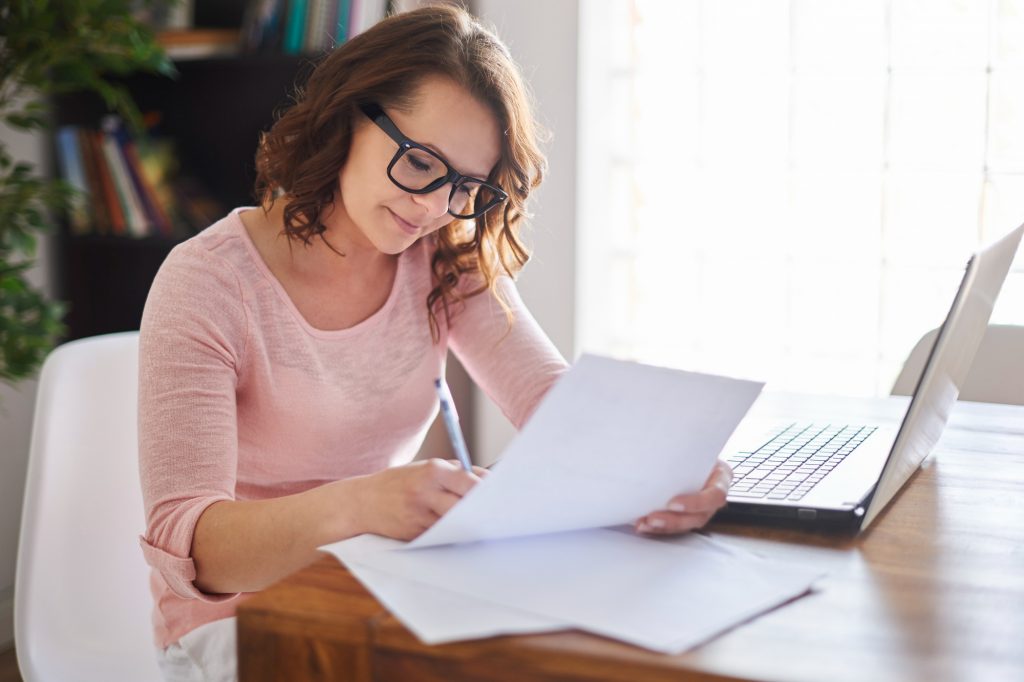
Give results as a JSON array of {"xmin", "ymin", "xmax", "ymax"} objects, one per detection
[{"xmin": 725, "ymin": 423, "xmax": 877, "ymax": 502}]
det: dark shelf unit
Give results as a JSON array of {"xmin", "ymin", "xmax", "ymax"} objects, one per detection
[{"xmin": 51, "ymin": 53, "xmax": 313, "ymax": 340}]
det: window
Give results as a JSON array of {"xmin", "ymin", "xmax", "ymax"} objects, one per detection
[{"xmin": 578, "ymin": 0, "xmax": 1024, "ymax": 395}]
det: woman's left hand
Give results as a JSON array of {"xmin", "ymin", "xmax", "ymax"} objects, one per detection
[{"xmin": 634, "ymin": 460, "xmax": 733, "ymax": 535}]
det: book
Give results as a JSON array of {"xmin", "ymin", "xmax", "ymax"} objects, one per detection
[
  {"xmin": 55, "ymin": 126, "xmax": 91, "ymax": 234},
  {"xmin": 349, "ymin": 0, "xmax": 387, "ymax": 37},
  {"xmin": 156, "ymin": 28, "xmax": 242, "ymax": 59},
  {"xmin": 304, "ymin": 0, "xmax": 327, "ymax": 53},
  {"xmin": 241, "ymin": 0, "xmax": 287, "ymax": 53},
  {"xmin": 284, "ymin": 0, "xmax": 309, "ymax": 53},
  {"xmin": 134, "ymin": 137, "xmax": 182, "ymax": 236},
  {"xmin": 76, "ymin": 128, "xmax": 109, "ymax": 234},
  {"xmin": 100, "ymin": 117, "xmax": 150, "ymax": 237},
  {"xmin": 112, "ymin": 123, "xmax": 174, "ymax": 238},
  {"xmin": 347, "ymin": 0, "xmax": 361, "ymax": 38},
  {"xmin": 87, "ymin": 130, "xmax": 126, "ymax": 235},
  {"xmin": 335, "ymin": 0, "xmax": 351, "ymax": 44},
  {"xmin": 133, "ymin": 0, "xmax": 192, "ymax": 30},
  {"xmin": 324, "ymin": 0, "xmax": 338, "ymax": 48}
]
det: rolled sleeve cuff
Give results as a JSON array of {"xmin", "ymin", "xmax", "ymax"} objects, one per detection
[{"xmin": 139, "ymin": 536, "xmax": 240, "ymax": 603}]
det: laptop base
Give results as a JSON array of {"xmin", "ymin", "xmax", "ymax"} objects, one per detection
[{"xmin": 713, "ymin": 501, "xmax": 863, "ymax": 533}]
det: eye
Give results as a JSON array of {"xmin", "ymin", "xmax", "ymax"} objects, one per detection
[{"xmin": 406, "ymin": 155, "xmax": 431, "ymax": 173}]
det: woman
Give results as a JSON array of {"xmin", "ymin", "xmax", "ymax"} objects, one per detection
[{"xmin": 139, "ymin": 5, "xmax": 732, "ymax": 680}]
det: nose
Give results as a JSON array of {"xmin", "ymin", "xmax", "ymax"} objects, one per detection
[{"xmin": 411, "ymin": 183, "xmax": 451, "ymax": 219}]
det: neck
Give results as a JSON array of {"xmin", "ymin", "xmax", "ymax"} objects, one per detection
[{"xmin": 267, "ymin": 200, "xmax": 396, "ymax": 283}]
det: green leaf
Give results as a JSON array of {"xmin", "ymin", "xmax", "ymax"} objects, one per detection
[
  {"xmin": 0, "ymin": 275, "xmax": 66, "ymax": 384},
  {"xmin": 4, "ymin": 111, "xmax": 47, "ymax": 131},
  {"xmin": 0, "ymin": 0, "xmax": 171, "ymax": 389}
]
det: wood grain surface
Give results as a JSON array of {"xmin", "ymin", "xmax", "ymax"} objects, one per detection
[{"xmin": 238, "ymin": 398, "xmax": 1024, "ymax": 682}]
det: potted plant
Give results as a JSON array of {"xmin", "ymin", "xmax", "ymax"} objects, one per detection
[{"xmin": 0, "ymin": 0, "xmax": 173, "ymax": 386}]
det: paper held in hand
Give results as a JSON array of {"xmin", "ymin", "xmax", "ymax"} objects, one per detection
[{"xmin": 322, "ymin": 354, "xmax": 825, "ymax": 653}]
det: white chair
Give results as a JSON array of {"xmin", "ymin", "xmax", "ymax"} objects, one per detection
[
  {"xmin": 15, "ymin": 331, "xmax": 161, "ymax": 681},
  {"xmin": 892, "ymin": 324, "xmax": 1024, "ymax": 406}
]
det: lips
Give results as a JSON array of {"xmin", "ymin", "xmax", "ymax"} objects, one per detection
[{"xmin": 388, "ymin": 209, "xmax": 423, "ymax": 236}]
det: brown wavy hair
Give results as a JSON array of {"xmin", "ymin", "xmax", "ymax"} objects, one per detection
[{"xmin": 254, "ymin": 3, "xmax": 547, "ymax": 341}]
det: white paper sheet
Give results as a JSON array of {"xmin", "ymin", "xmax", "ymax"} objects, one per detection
[
  {"xmin": 333, "ymin": 535, "xmax": 568, "ymax": 644},
  {"xmin": 324, "ymin": 529, "xmax": 822, "ymax": 654},
  {"xmin": 317, "ymin": 355, "xmax": 815, "ymax": 654},
  {"xmin": 410, "ymin": 354, "xmax": 764, "ymax": 549}
]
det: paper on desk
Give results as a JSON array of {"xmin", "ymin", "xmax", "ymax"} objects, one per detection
[
  {"xmin": 324, "ymin": 528, "xmax": 823, "ymax": 654},
  {"xmin": 319, "ymin": 356, "xmax": 783, "ymax": 652},
  {"xmin": 410, "ymin": 354, "xmax": 764, "ymax": 549},
  {"xmin": 330, "ymin": 534, "xmax": 569, "ymax": 644}
]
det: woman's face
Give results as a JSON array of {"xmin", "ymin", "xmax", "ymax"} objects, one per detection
[{"xmin": 336, "ymin": 75, "xmax": 502, "ymax": 255}]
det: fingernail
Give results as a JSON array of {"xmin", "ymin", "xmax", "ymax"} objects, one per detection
[
  {"xmin": 668, "ymin": 502, "xmax": 686, "ymax": 512},
  {"xmin": 648, "ymin": 517, "xmax": 666, "ymax": 529}
]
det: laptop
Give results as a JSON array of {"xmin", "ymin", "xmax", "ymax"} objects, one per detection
[{"xmin": 716, "ymin": 223, "xmax": 1024, "ymax": 532}]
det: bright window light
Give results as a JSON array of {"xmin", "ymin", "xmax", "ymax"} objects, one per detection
[{"xmin": 577, "ymin": 0, "xmax": 1024, "ymax": 395}]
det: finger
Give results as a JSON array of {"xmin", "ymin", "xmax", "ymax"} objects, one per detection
[
  {"xmin": 403, "ymin": 517, "xmax": 439, "ymax": 542},
  {"xmin": 665, "ymin": 463, "xmax": 732, "ymax": 514},
  {"xmin": 637, "ymin": 510, "xmax": 715, "ymax": 535},
  {"xmin": 425, "ymin": 458, "xmax": 479, "ymax": 494},
  {"xmin": 427, "ymin": 489, "xmax": 465, "ymax": 518},
  {"xmin": 706, "ymin": 460, "xmax": 734, "ymax": 489},
  {"xmin": 665, "ymin": 486, "xmax": 728, "ymax": 515},
  {"xmin": 440, "ymin": 458, "xmax": 489, "ymax": 480},
  {"xmin": 444, "ymin": 458, "xmax": 488, "ymax": 472},
  {"xmin": 435, "ymin": 465, "xmax": 482, "ymax": 497}
]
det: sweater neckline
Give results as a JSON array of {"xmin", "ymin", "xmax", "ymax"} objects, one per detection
[{"xmin": 230, "ymin": 207, "xmax": 407, "ymax": 340}]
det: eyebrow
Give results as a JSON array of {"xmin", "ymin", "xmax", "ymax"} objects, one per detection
[
  {"xmin": 369, "ymin": 103, "xmax": 495, "ymax": 179},
  {"xmin": 418, "ymin": 140, "xmax": 493, "ymax": 180}
]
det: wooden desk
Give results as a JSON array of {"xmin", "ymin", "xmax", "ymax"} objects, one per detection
[{"xmin": 237, "ymin": 396, "xmax": 1024, "ymax": 682}]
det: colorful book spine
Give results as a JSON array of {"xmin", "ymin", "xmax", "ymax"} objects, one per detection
[
  {"xmin": 265, "ymin": 0, "xmax": 287, "ymax": 52},
  {"xmin": 305, "ymin": 0, "xmax": 328, "ymax": 53},
  {"xmin": 241, "ymin": 0, "xmax": 286, "ymax": 53},
  {"xmin": 335, "ymin": 0, "xmax": 351, "ymax": 44},
  {"xmin": 350, "ymin": 0, "xmax": 386, "ymax": 38},
  {"xmin": 88, "ymin": 130, "xmax": 125, "ymax": 235},
  {"xmin": 76, "ymin": 128, "xmax": 109, "ymax": 234},
  {"xmin": 100, "ymin": 118, "xmax": 150, "ymax": 237},
  {"xmin": 284, "ymin": 0, "xmax": 309, "ymax": 53},
  {"xmin": 324, "ymin": 0, "xmax": 338, "ymax": 47},
  {"xmin": 135, "ymin": 137, "xmax": 181, "ymax": 235},
  {"xmin": 55, "ymin": 126, "xmax": 90, "ymax": 234},
  {"xmin": 114, "ymin": 125, "xmax": 174, "ymax": 238}
]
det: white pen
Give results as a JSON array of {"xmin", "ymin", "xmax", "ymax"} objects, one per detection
[{"xmin": 434, "ymin": 377, "xmax": 473, "ymax": 472}]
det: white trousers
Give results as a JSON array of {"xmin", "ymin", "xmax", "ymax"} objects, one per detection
[{"xmin": 155, "ymin": 617, "xmax": 238, "ymax": 682}]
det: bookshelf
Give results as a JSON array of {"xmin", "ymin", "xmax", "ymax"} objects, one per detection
[
  {"xmin": 51, "ymin": 51, "xmax": 311, "ymax": 340},
  {"xmin": 50, "ymin": 0, "xmax": 394, "ymax": 340}
]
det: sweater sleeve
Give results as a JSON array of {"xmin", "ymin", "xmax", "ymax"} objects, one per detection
[
  {"xmin": 448, "ymin": 276, "xmax": 569, "ymax": 430},
  {"xmin": 137, "ymin": 242, "xmax": 249, "ymax": 602}
]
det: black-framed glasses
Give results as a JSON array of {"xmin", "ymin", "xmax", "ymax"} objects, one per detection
[{"xmin": 360, "ymin": 102, "xmax": 508, "ymax": 220}]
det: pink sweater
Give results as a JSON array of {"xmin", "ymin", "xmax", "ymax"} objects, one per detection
[{"xmin": 138, "ymin": 208, "xmax": 567, "ymax": 648}]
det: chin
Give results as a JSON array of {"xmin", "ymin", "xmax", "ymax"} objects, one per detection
[
  {"xmin": 370, "ymin": 230, "xmax": 420, "ymax": 256},
  {"xmin": 375, "ymin": 209, "xmax": 433, "ymax": 254},
  {"xmin": 378, "ymin": 240, "xmax": 415, "ymax": 256}
]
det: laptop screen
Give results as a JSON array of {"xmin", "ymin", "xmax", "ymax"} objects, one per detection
[{"xmin": 860, "ymin": 223, "xmax": 1023, "ymax": 529}]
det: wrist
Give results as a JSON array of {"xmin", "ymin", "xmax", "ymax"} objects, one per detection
[{"xmin": 322, "ymin": 473, "xmax": 376, "ymax": 542}]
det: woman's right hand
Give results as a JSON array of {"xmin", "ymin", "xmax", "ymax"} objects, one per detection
[{"xmin": 358, "ymin": 458, "xmax": 488, "ymax": 541}]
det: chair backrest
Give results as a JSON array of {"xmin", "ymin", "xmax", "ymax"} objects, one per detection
[
  {"xmin": 892, "ymin": 324, "xmax": 1024, "ymax": 405},
  {"xmin": 15, "ymin": 332, "xmax": 161, "ymax": 681}
]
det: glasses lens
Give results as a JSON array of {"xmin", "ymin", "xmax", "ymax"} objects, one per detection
[
  {"xmin": 389, "ymin": 147, "xmax": 504, "ymax": 218},
  {"xmin": 391, "ymin": 147, "xmax": 447, "ymax": 191},
  {"xmin": 450, "ymin": 179, "xmax": 501, "ymax": 218}
]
